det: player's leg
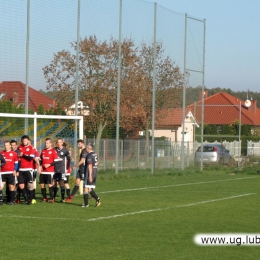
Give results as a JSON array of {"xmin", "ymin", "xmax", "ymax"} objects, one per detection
[
  {"xmin": 66, "ymin": 170, "xmax": 81, "ymax": 202},
  {"xmin": 48, "ymin": 174, "xmax": 54, "ymax": 203},
  {"xmin": 7, "ymin": 174, "xmax": 16, "ymax": 205},
  {"xmin": 72, "ymin": 170, "xmax": 82, "ymax": 197},
  {"xmin": 0, "ymin": 177, "xmax": 6, "ymax": 205},
  {"xmin": 59, "ymin": 175, "xmax": 66, "ymax": 202},
  {"xmin": 53, "ymin": 174, "xmax": 59, "ymax": 200},
  {"xmin": 88, "ymin": 178, "xmax": 101, "ymax": 207},
  {"xmin": 40, "ymin": 175, "xmax": 47, "ymax": 202},
  {"xmin": 18, "ymin": 172, "xmax": 29, "ymax": 203},
  {"xmin": 25, "ymin": 171, "xmax": 34, "ymax": 205},
  {"xmin": 64, "ymin": 176, "xmax": 71, "ymax": 198}
]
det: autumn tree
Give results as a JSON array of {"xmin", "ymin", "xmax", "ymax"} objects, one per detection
[
  {"xmin": 43, "ymin": 36, "xmax": 141, "ymax": 156},
  {"xmin": 121, "ymin": 42, "xmax": 185, "ymax": 161}
]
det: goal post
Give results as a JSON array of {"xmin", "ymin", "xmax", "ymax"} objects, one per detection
[
  {"xmin": 0, "ymin": 113, "xmax": 84, "ymax": 186},
  {"xmin": 0, "ymin": 112, "xmax": 83, "ymax": 145}
]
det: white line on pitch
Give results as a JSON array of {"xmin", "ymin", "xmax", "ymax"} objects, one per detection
[
  {"xmin": 0, "ymin": 193, "xmax": 255, "ymax": 222},
  {"xmin": 98, "ymin": 176, "xmax": 258, "ymax": 194},
  {"xmin": 88, "ymin": 193, "xmax": 256, "ymax": 221}
]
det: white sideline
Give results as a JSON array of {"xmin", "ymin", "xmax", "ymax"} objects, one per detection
[
  {"xmin": 88, "ymin": 193, "xmax": 256, "ymax": 221},
  {"xmin": 98, "ymin": 176, "xmax": 258, "ymax": 194},
  {"xmin": 0, "ymin": 193, "xmax": 255, "ymax": 222}
]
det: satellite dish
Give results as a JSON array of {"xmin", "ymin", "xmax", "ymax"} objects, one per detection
[{"xmin": 245, "ymin": 100, "xmax": 251, "ymax": 107}]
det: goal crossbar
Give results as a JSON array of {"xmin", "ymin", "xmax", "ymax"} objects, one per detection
[{"xmin": 0, "ymin": 112, "xmax": 84, "ymax": 146}]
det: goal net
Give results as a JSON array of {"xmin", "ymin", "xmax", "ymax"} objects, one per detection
[{"xmin": 0, "ymin": 112, "xmax": 84, "ymax": 169}]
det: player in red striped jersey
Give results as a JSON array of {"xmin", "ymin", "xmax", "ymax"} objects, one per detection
[
  {"xmin": 28, "ymin": 138, "xmax": 40, "ymax": 204},
  {"xmin": 17, "ymin": 135, "xmax": 36, "ymax": 205},
  {"xmin": 0, "ymin": 141, "xmax": 19, "ymax": 205},
  {"xmin": 38, "ymin": 138, "xmax": 60, "ymax": 203}
]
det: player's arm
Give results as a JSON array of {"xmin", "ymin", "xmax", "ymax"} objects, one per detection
[
  {"xmin": 66, "ymin": 151, "xmax": 71, "ymax": 172},
  {"xmin": 88, "ymin": 162, "xmax": 93, "ymax": 182},
  {"xmin": 0, "ymin": 154, "xmax": 6, "ymax": 167},
  {"xmin": 72, "ymin": 157, "xmax": 85, "ymax": 169},
  {"xmin": 14, "ymin": 155, "xmax": 19, "ymax": 176}
]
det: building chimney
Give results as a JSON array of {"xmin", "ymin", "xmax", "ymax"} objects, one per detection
[
  {"xmin": 199, "ymin": 90, "xmax": 208, "ymax": 101},
  {"xmin": 13, "ymin": 91, "xmax": 18, "ymax": 107},
  {"xmin": 248, "ymin": 100, "xmax": 257, "ymax": 114}
]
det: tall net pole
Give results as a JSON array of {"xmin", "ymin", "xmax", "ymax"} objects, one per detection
[
  {"xmin": 151, "ymin": 2, "xmax": 157, "ymax": 174},
  {"xmin": 200, "ymin": 18, "xmax": 206, "ymax": 171},
  {"xmin": 181, "ymin": 13, "xmax": 187, "ymax": 171},
  {"xmin": 115, "ymin": 0, "xmax": 122, "ymax": 175},
  {"xmin": 74, "ymin": 0, "xmax": 81, "ymax": 179},
  {"xmin": 25, "ymin": 0, "xmax": 30, "ymax": 134}
]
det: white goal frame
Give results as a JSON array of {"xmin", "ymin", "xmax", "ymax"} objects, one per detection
[{"xmin": 0, "ymin": 112, "xmax": 84, "ymax": 145}]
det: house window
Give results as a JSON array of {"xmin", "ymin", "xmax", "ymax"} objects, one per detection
[{"xmin": 0, "ymin": 92, "xmax": 6, "ymax": 100}]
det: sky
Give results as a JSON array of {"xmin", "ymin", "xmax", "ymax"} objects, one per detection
[
  {"xmin": 1, "ymin": 0, "xmax": 260, "ymax": 93},
  {"xmin": 155, "ymin": 0, "xmax": 260, "ymax": 93}
]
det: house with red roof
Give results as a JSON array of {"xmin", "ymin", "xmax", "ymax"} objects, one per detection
[
  {"xmin": 153, "ymin": 91, "xmax": 260, "ymax": 142},
  {"xmin": 187, "ymin": 91, "xmax": 260, "ymax": 135},
  {"xmin": 0, "ymin": 81, "xmax": 55, "ymax": 112},
  {"xmin": 154, "ymin": 107, "xmax": 196, "ymax": 142}
]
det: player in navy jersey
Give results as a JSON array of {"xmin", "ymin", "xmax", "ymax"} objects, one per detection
[
  {"xmin": 0, "ymin": 141, "xmax": 18, "ymax": 205},
  {"xmin": 82, "ymin": 143, "xmax": 101, "ymax": 208},
  {"xmin": 66, "ymin": 139, "xmax": 87, "ymax": 202},
  {"xmin": 53, "ymin": 138, "xmax": 71, "ymax": 202},
  {"xmin": 63, "ymin": 142, "xmax": 72, "ymax": 199},
  {"xmin": 39, "ymin": 138, "xmax": 60, "ymax": 203},
  {"xmin": 17, "ymin": 135, "xmax": 36, "ymax": 205}
]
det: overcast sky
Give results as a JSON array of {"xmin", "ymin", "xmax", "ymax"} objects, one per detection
[{"xmin": 1, "ymin": 0, "xmax": 259, "ymax": 93}]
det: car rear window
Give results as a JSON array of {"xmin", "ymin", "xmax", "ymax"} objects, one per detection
[{"xmin": 197, "ymin": 146, "xmax": 217, "ymax": 152}]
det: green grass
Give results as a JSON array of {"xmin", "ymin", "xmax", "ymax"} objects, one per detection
[{"xmin": 1, "ymin": 166, "xmax": 260, "ymax": 260}]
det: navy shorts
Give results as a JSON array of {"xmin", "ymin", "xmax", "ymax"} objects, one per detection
[
  {"xmin": 1, "ymin": 174, "xmax": 15, "ymax": 185},
  {"xmin": 53, "ymin": 172, "xmax": 65, "ymax": 181},
  {"xmin": 18, "ymin": 171, "xmax": 33, "ymax": 184},
  {"xmin": 39, "ymin": 174, "xmax": 53, "ymax": 184}
]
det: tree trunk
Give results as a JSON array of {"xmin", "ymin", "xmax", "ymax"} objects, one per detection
[{"xmin": 95, "ymin": 122, "xmax": 106, "ymax": 159}]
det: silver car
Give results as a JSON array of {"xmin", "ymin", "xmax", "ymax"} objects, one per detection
[{"xmin": 195, "ymin": 144, "xmax": 231, "ymax": 165}]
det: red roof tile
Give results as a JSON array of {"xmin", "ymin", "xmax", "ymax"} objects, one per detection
[
  {"xmin": 188, "ymin": 92, "xmax": 260, "ymax": 126},
  {"xmin": 0, "ymin": 81, "xmax": 54, "ymax": 112},
  {"xmin": 156, "ymin": 107, "xmax": 192, "ymax": 128}
]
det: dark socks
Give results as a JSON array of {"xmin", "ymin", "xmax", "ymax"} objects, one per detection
[
  {"xmin": 32, "ymin": 189, "xmax": 36, "ymax": 200},
  {"xmin": 9, "ymin": 190, "xmax": 15, "ymax": 203},
  {"xmin": 49, "ymin": 186, "xmax": 54, "ymax": 200},
  {"xmin": 16, "ymin": 187, "xmax": 21, "ymax": 201},
  {"xmin": 0, "ymin": 190, "xmax": 3, "ymax": 203},
  {"xmin": 66, "ymin": 188, "xmax": 71, "ymax": 198},
  {"xmin": 71, "ymin": 185, "xmax": 79, "ymax": 196},
  {"xmin": 21, "ymin": 188, "xmax": 28, "ymax": 201},
  {"xmin": 41, "ymin": 188, "xmax": 47, "ymax": 199},
  {"xmin": 61, "ymin": 186, "xmax": 65, "ymax": 200},
  {"xmin": 90, "ymin": 190, "xmax": 99, "ymax": 201},
  {"xmin": 83, "ymin": 193, "xmax": 88, "ymax": 206},
  {"xmin": 53, "ymin": 186, "xmax": 59, "ymax": 199}
]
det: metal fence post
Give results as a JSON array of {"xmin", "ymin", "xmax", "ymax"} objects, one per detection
[
  {"xmin": 121, "ymin": 140, "xmax": 123, "ymax": 170},
  {"xmin": 103, "ymin": 139, "xmax": 106, "ymax": 171},
  {"xmin": 138, "ymin": 140, "xmax": 140, "ymax": 168}
]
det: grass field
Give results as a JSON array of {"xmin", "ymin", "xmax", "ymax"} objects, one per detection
[{"xmin": 0, "ymin": 165, "xmax": 260, "ymax": 260}]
